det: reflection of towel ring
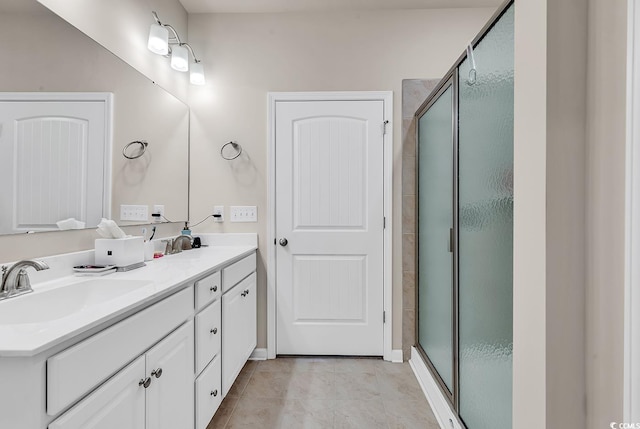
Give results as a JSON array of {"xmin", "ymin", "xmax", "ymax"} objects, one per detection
[
  {"xmin": 123, "ymin": 140, "xmax": 148, "ymax": 159},
  {"xmin": 220, "ymin": 141, "xmax": 242, "ymax": 160}
]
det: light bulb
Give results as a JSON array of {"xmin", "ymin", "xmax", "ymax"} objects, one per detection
[
  {"xmin": 171, "ymin": 45, "xmax": 189, "ymax": 72},
  {"xmin": 190, "ymin": 62, "xmax": 205, "ymax": 85},
  {"xmin": 147, "ymin": 24, "xmax": 168, "ymax": 55}
]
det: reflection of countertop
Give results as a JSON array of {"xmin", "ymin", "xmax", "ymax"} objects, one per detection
[{"xmin": 0, "ymin": 234, "xmax": 257, "ymax": 357}]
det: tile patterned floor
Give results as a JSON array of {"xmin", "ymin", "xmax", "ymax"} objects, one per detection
[{"xmin": 207, "ymin": 357, "xmax": 440, "ymax": 429}]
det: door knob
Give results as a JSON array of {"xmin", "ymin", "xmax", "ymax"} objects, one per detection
[
  {"xmin": 279, "ymin": 238, "xmax": 288, "ymax": 246},
  {"xmin": 151, "ymin": 368, "xmax": 163, "ymax": 378}
]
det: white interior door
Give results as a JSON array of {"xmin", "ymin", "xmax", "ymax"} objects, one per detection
[
  {"xmin": 0, "ymin": 97, "xmax": 109, "ymax": 233},
  {"xmin": 275, "ymin": 99, "xmax": 385, "ymax": 356}
]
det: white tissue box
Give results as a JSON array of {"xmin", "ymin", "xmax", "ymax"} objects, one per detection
[{"xmin": 95, "ymin": 237, "xmax": 144, "ymax": 268}]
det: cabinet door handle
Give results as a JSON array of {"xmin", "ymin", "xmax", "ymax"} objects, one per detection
[
  {"xmin": 151, "ymin": 368, "xmax": 163, "ymax": 378},
  {"xmin": 210, "ymin": 389, "xmax": 218, "ymax": 397},
  {"xmin": 139, "ymin": 377, "xmax": 151, "ymax": 388},
  {"xmin": 241, "ymin": 291, "xmax": 247, "ymax": 297},
  {"xmin": 210, "ymin": 327, "xmax": 218, "ymax": 334},
  {"xmin": 210, "ymin": 285, "xmax": 218, "ymax": 292}
]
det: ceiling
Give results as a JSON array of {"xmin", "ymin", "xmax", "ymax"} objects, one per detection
[{"xmin": 178, "ymin": 0, "xmax": 503, "ymax": 14}]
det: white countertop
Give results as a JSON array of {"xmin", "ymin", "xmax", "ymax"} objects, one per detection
[{"xmin": 0, "ymin": 241, "xmax": 257, "ymax": 357}]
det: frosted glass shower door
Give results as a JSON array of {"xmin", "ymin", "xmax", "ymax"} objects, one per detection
[
  {"xmin": 457, "ymin": 4, "xmax": 514, "ymax": 428},
  {"xmin": 417, "ymin": 83, "xmax": 454, "ymax": 395}
]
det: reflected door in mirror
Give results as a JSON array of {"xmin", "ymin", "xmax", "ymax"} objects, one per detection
[{"xmin": 0, "ymin": 94, "xmax": 112, "ymax": 234}]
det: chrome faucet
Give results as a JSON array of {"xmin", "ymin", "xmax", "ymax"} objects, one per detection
[
  {"xmin": 172, "ymin": 236, "xmax": 192, "ymax": 253},
  {"xmin": 0, "ymin": 260, "xmax": 49, "ymax": 300},
  {"xmin": 160, "ymin": 236, "xmax": 192, "ymax": 255}
]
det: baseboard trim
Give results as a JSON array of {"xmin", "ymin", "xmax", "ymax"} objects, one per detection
[
  {"xmin": 390, "ymin": 349, "xmax": 404, "ymax": 363},
  {"xmin": 249, "ymin": 348, "xmax": 268, "ymax": 360},
  {"xmin": 409, "ymin": 346, "xmax": 463, "ymax": 429}
]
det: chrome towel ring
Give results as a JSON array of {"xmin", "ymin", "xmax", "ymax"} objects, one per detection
[
  {"xmin": 220, "ymin": 141, "xmax": 242, "ymax": 160},
  {"xmin": 123, "ymin": 140, "xmax": 148, "ymax": 159}
]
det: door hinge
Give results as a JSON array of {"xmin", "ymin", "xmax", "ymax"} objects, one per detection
[
  {"xmin": 383, "ymin": 311, "xmax": 386, "ymax": 323},
  {"xmin": 383, "ymin": 120, "xmax": 389, "ymax": 135},
  {"xmin": 383, "ymin": 217, "xmax": 386, "ymax": 229},
  {"xmin": 274, "ymin": 238, "xmax": 276, "ymax": 245}
]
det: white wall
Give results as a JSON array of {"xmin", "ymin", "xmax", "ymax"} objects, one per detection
[
  {"xmin": 186, "ymin": 8, "xmax": 494, "ymax": 350},
  {"xmin": 513, "ymin": 0, "xmax": 628, "ymax": 427},
  {"xmin": 586, "ymin": 0, "xmax": 628, "ymax": 426},
  {"xmin": 37, "ymin": 0, "xmax": 189, "ymax": 102}
]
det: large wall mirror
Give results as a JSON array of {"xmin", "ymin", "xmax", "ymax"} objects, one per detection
[{"xmin": 0, "ymin": 0, "xmax": 188, "ymax": 235}]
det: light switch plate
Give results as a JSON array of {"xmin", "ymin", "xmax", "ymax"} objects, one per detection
[
  {"xmin": 120, "ymin": 205, "xmax": 148, "ymax": 221},
  {"xmin": 230, "ymin": 206, "xmax": 257, "ymax": 222}
]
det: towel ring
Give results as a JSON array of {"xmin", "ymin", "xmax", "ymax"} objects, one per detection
[
  {"xmin": 220, "ymin": 141, "xmax": 242, "ymax": 160},
  {"xmin": 123, "ymin": 140, "xmax": 148, "ymax": 159}
]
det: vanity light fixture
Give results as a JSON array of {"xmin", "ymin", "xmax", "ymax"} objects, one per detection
[
  {"xmin": 147, "ymin": 11, "xmax": 205, "ymax": 85},
  {"xmin": 171, "ymin": 44, "xmax": 189, "ymax": 72},
  {"xmin": 190, "ymin": 61, "xmax": 205, "ymax": 85}
]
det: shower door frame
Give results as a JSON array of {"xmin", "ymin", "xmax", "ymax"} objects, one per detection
[
  {"xmin": 414, "ymin": 72, "xmax": 459, "ymax": 408},
  {"xmin": 413, "ymin": 0, "xmax": 514, "ymax": 425}
]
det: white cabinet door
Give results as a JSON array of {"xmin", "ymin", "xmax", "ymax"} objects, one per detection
[
  {"xmin": 49, "ymin": 357, "xmax": 145, "ymax": 429},
  {"xmin": 146, "ymin": 321, "xmax": 194, "ymax": 429},
  {"xmin": 222, "ymin": 273, "xmax": 257, "ymax": 396}
]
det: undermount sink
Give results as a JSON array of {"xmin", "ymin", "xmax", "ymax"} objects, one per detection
[{"xmin": 0, "ymin": 278, "xmax": 153, "ymax": 325}]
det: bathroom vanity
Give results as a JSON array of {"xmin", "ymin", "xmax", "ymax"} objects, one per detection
[{"xmin": 0, "ymin": 234, "xmax": 257, "ymax": 429}]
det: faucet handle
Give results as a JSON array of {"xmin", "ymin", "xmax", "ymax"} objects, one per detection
[{"xmin": 161, "ymin": 239, "xmax": 173, "ymax": 255}]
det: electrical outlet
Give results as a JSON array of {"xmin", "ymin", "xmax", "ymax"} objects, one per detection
[
  {"xmin": 152, "ymin": 205, "xmax": 165, "ymax": 223},
  {"xmin": 213, "ymin": 205, "xmax": 224, "ymax": 223},
  {"xmin": 120, "ymin": 205, "xmax": 148, "ymax": 222},
  {"xmin": 230, "ymin": 206, "xmax": 257, "ymax": 222},
  {"xmin": 152, "ymin": 205, "xmax": 165, "ymax": 217}
]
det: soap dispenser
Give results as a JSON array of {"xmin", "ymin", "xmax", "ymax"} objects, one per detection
[{"xmin": 181, "ymin": 222, "xmax": 193, "ymax": 245}]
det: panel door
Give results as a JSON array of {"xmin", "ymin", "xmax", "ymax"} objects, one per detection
[
  {"xmin": 48, "ymin": 357, "xmax": 145, "ymax": 429},
  {"xmin": 0, "ymin": 99, "xmax": 108, "ymax": 234},
  {"xmin": 145, "ymin": 320, "xmax": 194, "ymax": 429},
  {"xmin": 275, "ymin": 99, "xmax": 385, "ymax": 356},
  {"xmin": 222, "ymin": 273, "xmax": 257, "ymax": 396}
]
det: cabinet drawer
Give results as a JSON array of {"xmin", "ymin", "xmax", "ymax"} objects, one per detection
[
  {"xmin": 49, "ymin": 356, "xmax": 145, "ymax": 429},
  {"xmin": 195, "ymin": 299, "xmax": 221, "ymax": 375},
  {"xmin": 222, "ymin": 252, "xmax": 256, "ymax": 293},
  {"xmin": 195, "ymin": 354, "xmax": 222, "ymax": 429},
  {"xmin": 195, "ymin": 271, "xmax": 221, "ymax": 311},
  {"xmin": 47, "ymin": 286, "xmax": 194, "ymax": 416}
]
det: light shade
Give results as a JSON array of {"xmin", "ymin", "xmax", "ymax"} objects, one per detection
[
  {"xmin": 171, "ymin": 45, "xmax": 189, "ymax": 72},
  {"xmin": 190, "ymin": 62, "xmax": 205, "ymax": 85},
  {"xmin": 147, "ymin": 24, "xmax": 168, "ymax": 55}
]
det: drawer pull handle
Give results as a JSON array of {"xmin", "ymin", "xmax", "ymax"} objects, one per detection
[
  {"xmin": 139, "ymin": 377, "xmax": 151, "ymax": 388},
  {"xmin": 210, "ymin": 327, "xmax": 218, "ymax": 334},
  {"xmin": 241, "ymin": 289, "xmax": 250, "ymax": 297},
  {"xmin": 210, "ymin": 285, "xmax": 218, "ymax": 292},
  {"xmin": 211, "ymin": 389, "xmax": 218, "ymax": 397},
  {"xmin": 151, "ymin": 368, "xmax": 163, "ymax": 378}
]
